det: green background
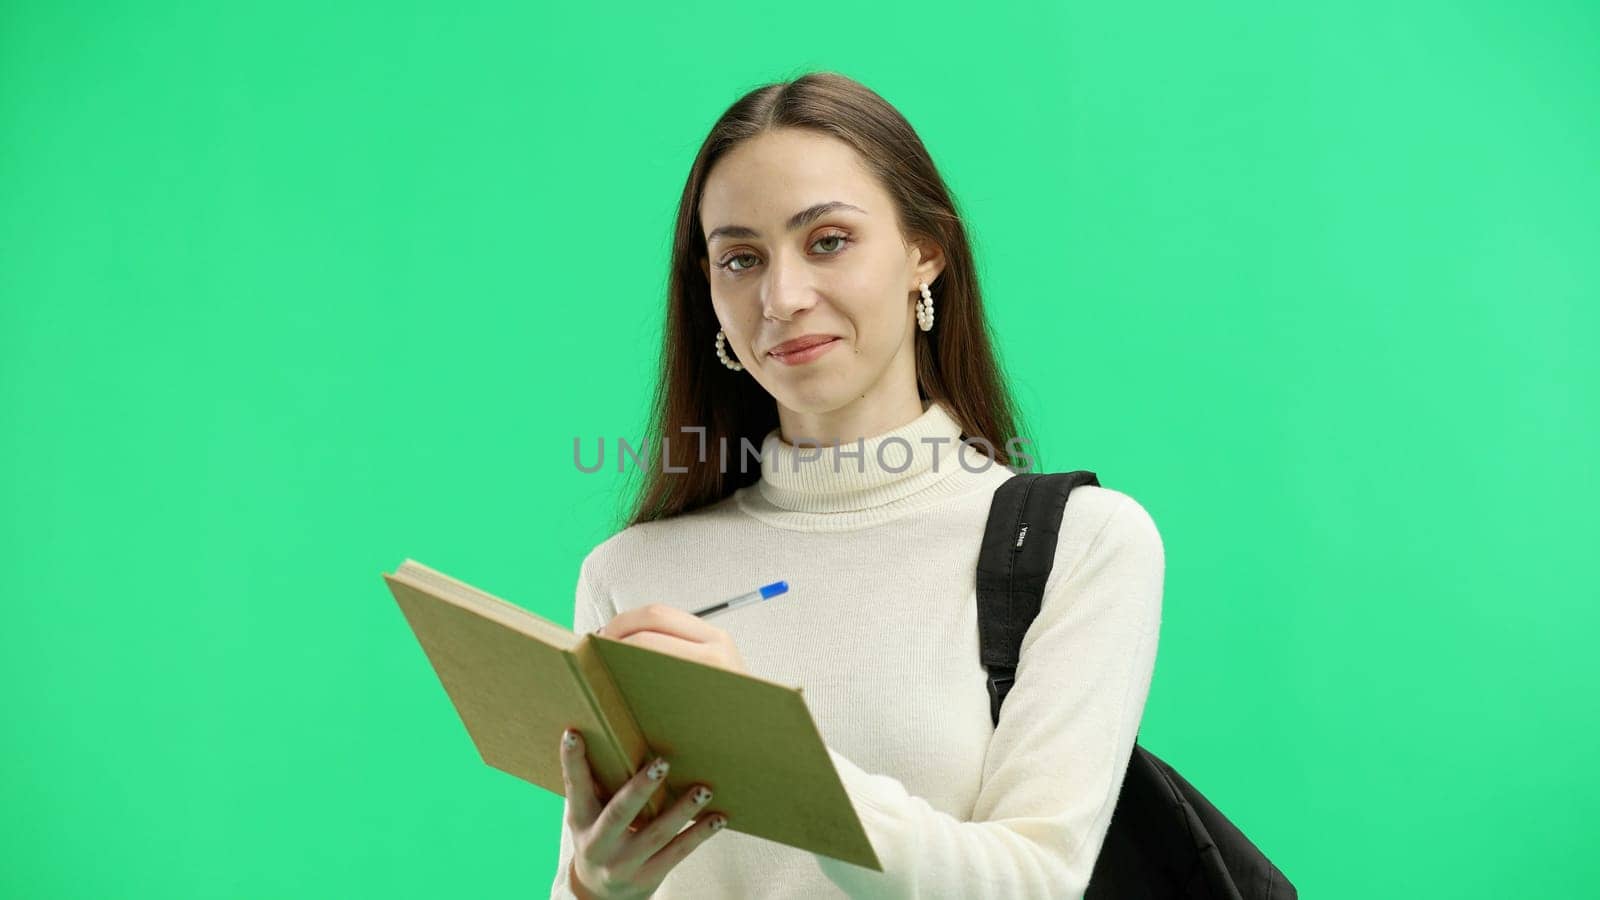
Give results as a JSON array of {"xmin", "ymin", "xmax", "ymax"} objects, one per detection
[{"xmin": 4, "ymin": 2, "xmax": 1596, "ymax": 896}]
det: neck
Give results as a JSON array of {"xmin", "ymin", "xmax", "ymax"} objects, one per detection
[
  {"xmin": 734, "ymin": 398, "xmax": 1005, "ymax": 530},
  {"xmin": 772, "ymin": 393, "xmax": 930, "ymax": 450}
]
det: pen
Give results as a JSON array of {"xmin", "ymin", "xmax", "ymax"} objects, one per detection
[{"xmin": 691, "ymin": 580, "xmax": 789, "ymax": 619}]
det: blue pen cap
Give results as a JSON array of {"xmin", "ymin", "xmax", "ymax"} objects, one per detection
[{"xmin": 758, "ymin": 580, "xmax": 788, "ymax": 599}]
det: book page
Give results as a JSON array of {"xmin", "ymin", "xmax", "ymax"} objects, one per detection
[
  {"xmin": 592, "ymin": 636, "xmax": 881, "ymax": 870},
  {"xmin": 384, "ymin": 563, "xmax": 660, "ymax": 819}
]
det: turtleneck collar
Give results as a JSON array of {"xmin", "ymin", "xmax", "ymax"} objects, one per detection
[{"xmin": 741, "ymin": 398, "xmax": 997, "ymax": 523}]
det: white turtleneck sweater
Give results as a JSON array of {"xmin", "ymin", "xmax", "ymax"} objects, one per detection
[{"xmin": 549, "ymin": 399, "xmax": 1164, "ymax": 899}]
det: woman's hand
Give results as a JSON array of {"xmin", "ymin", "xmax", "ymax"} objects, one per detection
[
  {"xmin": 595, "ymin": 604, "xmax": 749, "ymax": 676},
  {"xmin": 560, "ymin": 728, "xmax": 726, "ymax": 900}
]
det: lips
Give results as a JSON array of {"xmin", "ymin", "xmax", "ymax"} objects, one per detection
[{"xmin": 768, "ymin": 335, "xmax": 840, "ymax": 357}]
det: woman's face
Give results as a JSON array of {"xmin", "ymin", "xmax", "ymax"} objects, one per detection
[{"xmin": 698, "ymin": 128, "xmax": 944, "ymax": 422}]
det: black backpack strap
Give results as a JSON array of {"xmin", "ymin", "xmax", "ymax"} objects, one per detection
[
  {"xmin": 976, "ymin": 469, "xmax": 1100, "ymax": 726},
  {"xmin": 980, "ymin": 473, "xmax": 1296, "ymax": 899}
]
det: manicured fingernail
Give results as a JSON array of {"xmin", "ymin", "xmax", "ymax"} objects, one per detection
[
  {"xmin": 562, "ymin": 729, "xmax": 579, "ymax": 749},
  {"xmin": 691, "ymin": 786, "xmax": 712, "ymax": 805},
  {"xmin": 646, "ymin": 757, "xmax": 670, "ymax": 781},
  {"xmin": 710, "ymin": 816, "xmax": 727, "ymax": 832}
]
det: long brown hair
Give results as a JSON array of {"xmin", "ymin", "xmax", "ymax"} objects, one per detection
[{"xmin": 620, "ymin": 71, "xmax": 1032, "ymax": 529}]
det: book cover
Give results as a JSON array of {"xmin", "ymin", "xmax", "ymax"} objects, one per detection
[{"xmin": 383, "ymin": 559, "xmax": 882, "ymax": 871}]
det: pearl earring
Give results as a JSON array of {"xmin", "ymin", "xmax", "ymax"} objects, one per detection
[
  {"xmin": 916, "ymin": 281, "xmax": 936, "ymax": 332},
  {"xmin": 715, "ymin": 328, "xmax": 745, "ymax": 372}
]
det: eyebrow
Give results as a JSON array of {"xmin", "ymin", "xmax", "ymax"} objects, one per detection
[{"xmin": 705, "ymin": 201, "xmax": 868, "ymax": 244}]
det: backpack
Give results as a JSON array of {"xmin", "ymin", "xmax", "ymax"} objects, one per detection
[{"xmin": 978, "ymin": 470, "xmax": 1297, "ymax": 900}]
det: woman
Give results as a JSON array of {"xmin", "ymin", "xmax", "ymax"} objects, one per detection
[{"xmin": 551, "ymin": 71, "xmax": 1164, "ymax": 900}]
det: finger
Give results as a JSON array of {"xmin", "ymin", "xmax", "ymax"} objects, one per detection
[
  {"xmin": 621, "ymin": 631, "xmax": 712, "ymax": 667},
  {"xmin": 600, "ymin": 604, "xmax": 726, "ymax": 644},
  {"xmin": 634, "ymin": 811, "xmax": 729, "ymax": 886},
  {"xmin": 559, "ymin": 728, "xmax": 602, "ymax": 830},
  {"xmin": 627, "ymin": 782, "xmax": 715, "ymax": 857},
  {"xmin": 591, "ymin": 754, "xmax": 673, "ymax": 853}
]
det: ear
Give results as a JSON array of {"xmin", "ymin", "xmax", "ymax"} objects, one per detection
[{"xmin": 908, "ymin": 235, "xmax": 947, "ymax": 290}]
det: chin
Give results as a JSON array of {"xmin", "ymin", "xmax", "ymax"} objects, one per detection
[{"xmin": 771, "ymin": 381, "xmax": 874, "ymax": 415}]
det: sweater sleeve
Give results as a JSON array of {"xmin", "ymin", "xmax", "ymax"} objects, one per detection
[
  {"xmin": 811, "ymin": 492, "xmax": 1165, "ymax": 899},
  {"xmin": 549, "ymin": 552, "xmax": 615, "ymax": 900}
]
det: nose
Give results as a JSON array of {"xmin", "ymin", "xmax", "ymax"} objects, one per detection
[{"xmin": 760, "ymin": 256, "xmax": 819, "ymax": 321}]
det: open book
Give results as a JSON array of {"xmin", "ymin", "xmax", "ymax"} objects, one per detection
[{"xmin": 382, "ymin": 559, "xmax": 881, "ymax": 871}]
